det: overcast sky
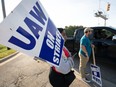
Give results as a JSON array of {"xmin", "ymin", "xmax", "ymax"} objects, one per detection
[{"xmin": 0, "ymin": 0, "xmax": 116, "ymax": 28}]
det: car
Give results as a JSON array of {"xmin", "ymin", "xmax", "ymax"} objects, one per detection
[{"xmin": 65, "ymin": 26, "xmax": 116, "ymax": 64}]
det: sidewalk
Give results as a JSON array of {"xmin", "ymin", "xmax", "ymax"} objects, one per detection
[{"xmin": 70, "ymin": 69, "xmax": 91, "ymax": 87}]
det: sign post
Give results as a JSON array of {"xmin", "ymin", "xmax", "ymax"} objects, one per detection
[
  {"xmin": 91, "ymin": 48, "xmax": 102, "ymax": 87},
  {"xmin": 0, "ymin": 0, "xmax": 64, "ymax": 67}
]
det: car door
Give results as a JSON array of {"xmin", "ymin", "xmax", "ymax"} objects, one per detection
[
  {"xmin": 93, "ymin": 28, "xmax": 116, "ymax": 60},
  {"xmin": 103, "ymin": 29, "xmax": 116, "ymax": 60}
]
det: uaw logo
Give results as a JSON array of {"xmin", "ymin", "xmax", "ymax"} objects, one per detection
[{"xmin": 91, "ymin": 64, "xmax": 102, "ymax": 87}]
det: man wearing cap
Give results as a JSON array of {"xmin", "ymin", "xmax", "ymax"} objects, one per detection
[{"xmin": 78, "ymin": 27, "xmax": 94, "ymax": 82}]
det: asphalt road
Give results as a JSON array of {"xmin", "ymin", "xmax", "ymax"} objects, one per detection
[
  {"xmin": 0, "ymin": 53, "xmax": 51, "ymax": 87},
  {"xmin": 0, "ymin": 52, "xmax": 116, "ymax": 87},
  {"xmin": 0, "ymin": 53, "xmax": 90, "ymax": 87}
]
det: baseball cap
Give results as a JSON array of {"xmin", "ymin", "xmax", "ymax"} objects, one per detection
[{"xmin": 84, "ymin": 27, "xmax": 93, "ymax": 33}]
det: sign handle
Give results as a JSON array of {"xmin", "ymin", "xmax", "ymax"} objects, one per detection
[
  {"xmin": 72, "ymin": 53, "xmax": 77, "ymax": 59},
  {"xmin": 92, "ymin": 47, "xmax": 96, "ymax": 65}
]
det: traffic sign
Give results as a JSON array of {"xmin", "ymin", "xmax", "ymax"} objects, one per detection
[
  {"xmin": 91, "ymin": 64, "xmax": 102, "ymax": 87},
  {"xmin": 0, "ymin": 0, "xmax": 64, "ymax": 67}
]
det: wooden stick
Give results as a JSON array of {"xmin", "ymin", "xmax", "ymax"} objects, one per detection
[
  {"xmin": 92, "ymin": 47, "xmax": 96, "ymax": 65},
  {"xmin": 72, "ymin": 53, "xmax": 77, "ymax": 59}
]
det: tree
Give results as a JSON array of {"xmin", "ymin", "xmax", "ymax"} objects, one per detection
[{"xmin": 64, "ymin": 25, "xmax": 84, "ymax": 36}]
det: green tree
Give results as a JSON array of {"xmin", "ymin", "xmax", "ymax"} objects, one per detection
[{"xmin": 64, "ymin": 25, "xmax": 84, "ymax": 37}]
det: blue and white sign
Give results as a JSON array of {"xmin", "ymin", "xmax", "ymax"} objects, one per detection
[
  {"xmin": 91, "ymin": 64, "xmax": 102, "ymax": 87},
  {"xmin": 0, "ymin": 0, "xmax": 64, "ymax": 66}
]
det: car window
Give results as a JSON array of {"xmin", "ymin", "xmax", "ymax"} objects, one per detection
[
  {"xmin": 75, "ymin": 29, "xmax": 84, "ymax": 41},
  {"xmin": 94, "ymin": 29, "xmax": 114, "ymax": 40}
]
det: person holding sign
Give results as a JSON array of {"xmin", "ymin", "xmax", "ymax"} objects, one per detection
[
  {"xmin": 49, "ymin": 28, "xmax": 75, "ymax": 87},
  {"xmin": 78, "ymin": 27, "xmax": 94, "ymax": 83}
]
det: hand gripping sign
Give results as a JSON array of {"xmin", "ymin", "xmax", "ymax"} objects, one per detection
[{"xmin": 0, "ymin": 0, "xmax": 64, "ymax": 67}]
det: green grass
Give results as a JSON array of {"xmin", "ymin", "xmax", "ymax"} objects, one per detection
[{"xmin": 0, "ymin": 44, "xmax": 16, "ymax": 59}]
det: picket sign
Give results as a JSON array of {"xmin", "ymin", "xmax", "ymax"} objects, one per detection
[
  {"xmin": 90, "ymin": 48, "xmax": 102, "ymax": 87},
  {"xmin": 0, "ymin": 0, "xmax": 64, "ymax": 67}
]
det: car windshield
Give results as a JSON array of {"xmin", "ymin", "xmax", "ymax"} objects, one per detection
[{"xmin": 110, "ymin": 26, "xmax": 116, "ymax": 30}]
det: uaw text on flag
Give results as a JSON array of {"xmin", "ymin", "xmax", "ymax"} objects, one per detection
[{"xmin": 0, "ymin": 0, "xmax": 64, "ymax": 67}]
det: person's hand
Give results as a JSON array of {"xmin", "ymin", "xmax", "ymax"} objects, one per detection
[
  {"xmin": 85, "ymin": 52, "xmax": 89, "ymax": 58},
  {"xmin": 91, "ymin": 44, "xmax": 95, "ymax": 48}
]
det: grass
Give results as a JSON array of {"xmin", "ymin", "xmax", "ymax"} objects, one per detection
[{"xmin": 0, "ymin": 44, "xmax": 16, "ymax": 59}]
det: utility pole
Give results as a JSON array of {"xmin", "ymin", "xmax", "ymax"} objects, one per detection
[
  {"xmin": 1, "ymin": 0, "xmax": 11, "ymax": 50},
  {"xmin": 1, "ymin": 0, "xmax": 6, "ymax": 18},
  {"xmin": 94, "ymin": 11, "xmax": 108, "ymax": 26},
  {"xmin": 94, "ymin": 0, "xmax": 109, "ymax": 26}
]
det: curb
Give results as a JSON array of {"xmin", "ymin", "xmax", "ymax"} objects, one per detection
[{"xmin": 0, "ymin": 51, "xmax": 19, "ymax": 63}]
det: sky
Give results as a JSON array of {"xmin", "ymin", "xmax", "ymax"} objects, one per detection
[{"xmin": 0, "ymin": 0, "xmax": 116, "ymax": 28}]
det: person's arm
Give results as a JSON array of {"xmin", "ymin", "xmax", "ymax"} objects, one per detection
[
  {"xmin": 80, "ymin": 45, "xmax": 89, "ymax": 58},
  {"xmin": 55, "ymin": 52, "xmax": 74, "ymax": 74}
]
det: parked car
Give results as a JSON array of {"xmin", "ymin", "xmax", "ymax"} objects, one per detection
[{"xmin": 65, "ymin": 26, "xmax": 116, "ymax": 64}]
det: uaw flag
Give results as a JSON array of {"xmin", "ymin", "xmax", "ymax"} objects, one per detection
[{"xmin": 0, "ymin": 0, "xmax": 64, "ymax": 67}]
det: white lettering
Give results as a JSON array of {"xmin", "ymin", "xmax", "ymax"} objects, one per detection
[
  {"xmin": 46, "ymin": 30, "xmax": 62, "ymax": 64},
  {"xmin": 46, "ymin": 39, "xmax": 54, "ymax": 49},
  {"xmin": 47, "ymin": 31, "xmax": 55, "ymax": 43},
  {"xmin": 91, "ymin": 67, "xmax": 97, "ymax": 72},
  {"xmin": 46, "ymin": 31, "xmax": 55, "ymax": 49},
  {"xmin": 53, "ymin": 31, "xmax": 62, "ymax": 64},
  {"xmin": 53, "ymin": 56, "xmax": 59, "ymax": 64}
]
